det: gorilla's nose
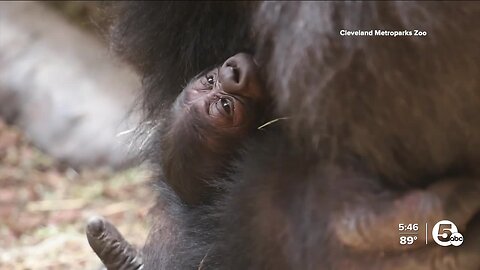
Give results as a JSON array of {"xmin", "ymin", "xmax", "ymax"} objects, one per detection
[{"xmin": 220, "ymin": 53, "xmax": 262, "ymax": 98}]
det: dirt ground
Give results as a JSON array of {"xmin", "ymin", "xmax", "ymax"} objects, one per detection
[{"xmin": 0, "ymin": 118, "xmax": 152, "ymax": 269}]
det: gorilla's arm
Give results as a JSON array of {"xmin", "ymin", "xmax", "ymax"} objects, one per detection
[{"xmin": 209, "ymin": 144, "xmax": 480, "ymax": 270}]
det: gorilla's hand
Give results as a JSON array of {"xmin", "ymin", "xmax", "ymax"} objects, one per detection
[
  {"xmin": 334, "ymin": 179, "xmax": 480, "ymax": 269},
  {"xmin": 86, "ymin": 216, "xmax": 144, "ymax": 270}
]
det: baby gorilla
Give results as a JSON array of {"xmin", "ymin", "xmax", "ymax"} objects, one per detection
[
  {"xmin": 87, "ymin": 53, "xmax": 269, "ymax": 269},
  {"xmin": 159, "ymin": 52, "xmax": 268, "ymax": 205},
  {"xmin": 87, "ymin": 53, "xmax": 480, "ymax": 270}
]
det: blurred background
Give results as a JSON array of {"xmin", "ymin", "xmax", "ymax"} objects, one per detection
[{"xmin": 0, "ymin": 2, "xmax": 151, "ymax": 269}]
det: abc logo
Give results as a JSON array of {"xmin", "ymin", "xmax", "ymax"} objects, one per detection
[{"xmin": 432, "ymin": 220, "xmax": 464, "ymax": 247}]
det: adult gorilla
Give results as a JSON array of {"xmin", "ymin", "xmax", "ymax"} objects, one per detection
[{"xmin": 89, "ymin": 2, "xmax": 480, "ymax": 270}]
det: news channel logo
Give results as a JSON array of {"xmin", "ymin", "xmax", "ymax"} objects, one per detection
[{"xmin": 432, "ymin": 220, "xmax": 464, "ymax": 247}]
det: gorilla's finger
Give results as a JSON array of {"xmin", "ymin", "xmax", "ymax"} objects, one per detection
[
  {"xmin": 335, "ymin": 178, "xmax": 480, "ymax": 252},
  {"xmin": 86, "ymin": 216, "xmax": 144, "ymax": 270}
]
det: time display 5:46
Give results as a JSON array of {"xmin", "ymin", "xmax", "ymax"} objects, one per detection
[{"xmin": 398, "ymin": 223, "xmax": 418, "ymax": 231}]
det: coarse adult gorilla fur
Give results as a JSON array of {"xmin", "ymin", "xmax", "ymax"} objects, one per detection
[{"xmin": 110, "ymin": 2, "xmax": 480, "ymax": 269}]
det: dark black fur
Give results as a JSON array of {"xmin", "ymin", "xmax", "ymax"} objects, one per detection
[
  {"xmin": 110, "ymin": 2, "xmax": 255, "ymax": 119},
  {"xmin": 111, "ymin": 2, "xmax": 480, "ymax": 269}
]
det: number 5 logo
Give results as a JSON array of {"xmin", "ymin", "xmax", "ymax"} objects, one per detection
[{"xmin": 432, "ymin": 220, "xmax": 462, "ymax": 247}]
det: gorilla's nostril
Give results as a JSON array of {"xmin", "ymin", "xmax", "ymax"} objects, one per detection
[{"xmin": 230, "ymin": 66, "xmax": 240, "ymax": 83}]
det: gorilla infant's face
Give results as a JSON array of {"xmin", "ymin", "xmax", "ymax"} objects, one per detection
[
  {"xmin": 160, "ymin": 53, "xmax": 268, "ymax": 204},
  {"xmin": 176, "ymin": 53, "xmax": 265, "ymax": 142}
]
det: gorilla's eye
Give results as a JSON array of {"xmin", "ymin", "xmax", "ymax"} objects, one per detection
[
  {"xmin": 220, "ymin": 98, "xmax": 232, "ymax": 115},
  {"xmin": 206, "ymin": 74, "xmax": 215, "ymax": 85}
]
